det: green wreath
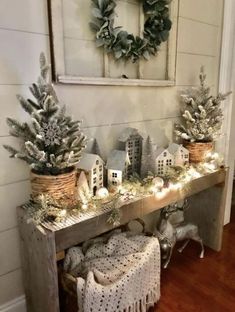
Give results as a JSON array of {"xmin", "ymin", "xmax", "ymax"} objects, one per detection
[{"xmin": 90, "ymin": 0, "xmax": 172, "ymax": 63}]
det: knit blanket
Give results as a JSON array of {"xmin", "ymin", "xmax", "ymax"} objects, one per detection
[{"xmin": 64, "ymin": 231, "xmax": 161, "ymax": 312}]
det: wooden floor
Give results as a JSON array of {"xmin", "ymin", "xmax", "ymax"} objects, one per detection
[{"xmin": 151, "ymin": 206, "xmax": 235, "ymax": 312}]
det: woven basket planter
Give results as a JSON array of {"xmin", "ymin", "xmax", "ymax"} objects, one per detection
[
  {"xmin": 184, "ymin": 141, "xmax": 213, "ymax": 163},
  {"xmin": 31, "ymin": 168, "xmax": 77, "ymax": 207}
]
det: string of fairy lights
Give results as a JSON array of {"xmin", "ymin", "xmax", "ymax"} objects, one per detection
[{"xmin": 25, "ymin": 151, "xmax": 224, "ymax": 226}]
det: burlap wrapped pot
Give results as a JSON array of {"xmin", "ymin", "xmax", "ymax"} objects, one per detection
[
  {"xmin": 31, "ymin": 168, "xmax": 77, "ymax": 207},
  {"xmin": 184, "ymin": 141, "xmax": 213, "ymax": 163}
]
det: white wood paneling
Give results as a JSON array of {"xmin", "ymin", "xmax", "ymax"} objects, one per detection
[
  {"xmin": 0, "ymin": 0, "xmax": 48, "ymax": 34},
  {"xmin": 0, "ymin": 295, "xmax": 26, "ymax": 312},
  {"xmin": 108, "ymin": 56, "xmax": 139, "ymax": 79},
  {"xmin": 83, "ymin": 118, "xmax": 178, "ymax": 159},
  {"xmin": 58, "ymin": 75, "xmax": 175, "ymax": 86},
  {"xmin": 55, "ymin": 84, "xmax": 181, "ymax": 127},
  {"xmin": 0, "ymin": 181, "xmax": 30, "ymax": 232},
  {"xmin": 0, "ymin": 85, "xmax": 32, "ymax": 136},
  {"xmin": 62, "ymin": 0, "xmax": 140, "ymax": 40},
  {"xmin": 114, "ymin": 0, "xmax": 140, "ymax": 36},
  {"xmin": 178, "ymin": 17, "xmax": 220, "ymax": 56},
  {"xmin": 176, "ymin": 53, "xmax": 217, "ymax": 86},
  {"xmin": 0, "ymin": 269, "xmax": 24, "ymax": 305},
  {"xmin": 62, "ymin": 0, "xmax": 94, "ymax": 41},
  {"xmin": 0, "ymin": 137, "xmax": 29, "ymax": 186},
  {"xmin": 0, "ymin": 29, "xmax": 49, "ymax": 85},
  {"xmin": 0, "ymin": 228, "xmax": 21, "ymax": 277},
  {"xmin": 179, "ymin": 0, "xmax": 223, "ymax": 26},
  {"xmin": 139, "ymin": 46, "xmax": 168, "ymax": 80},
  {"xmin": 64, "ymin": 38, "xmax": 104, "ymax": 77}
]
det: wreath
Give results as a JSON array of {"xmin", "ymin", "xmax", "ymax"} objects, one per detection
[{"xmin": 90, "ymin": 0, "xmax": 172, "ymax": 63}]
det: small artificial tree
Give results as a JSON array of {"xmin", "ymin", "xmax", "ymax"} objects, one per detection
[
  {"xmin": 141, "ymin": 136, "xmax": 155, "ymax": 178},
  {"xmin": 4, "ymin": 53, "xmax": 87, "ymax": 175},
  {"xmin": 175, "ymin": 67, "xmax": 231, "ymax": 143},
  {"xmin": 91, "ymin": 138, "xmax": 101, "ymax": 157}
]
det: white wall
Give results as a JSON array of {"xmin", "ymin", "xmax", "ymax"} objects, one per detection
[{"xmin": 0, "ymin": 0, "xmax": 224, "ymax": 309}]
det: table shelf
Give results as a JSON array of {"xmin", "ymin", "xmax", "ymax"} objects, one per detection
[{"xmin": 17, "ymin": 169, "xmax": 228, "ymax": 312}]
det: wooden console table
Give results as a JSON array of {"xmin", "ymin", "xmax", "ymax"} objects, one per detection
[{"xmin": 17, "ymin": 169, "xmax": 228, "ymax": 312}]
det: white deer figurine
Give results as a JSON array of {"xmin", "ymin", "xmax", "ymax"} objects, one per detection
[{"xmin": 156, "ymin": 200, "xmax": 204, "ymax": 268}]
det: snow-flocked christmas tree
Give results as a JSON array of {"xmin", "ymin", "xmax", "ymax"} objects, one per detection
[
  {"xmin": 91, "ymin": 138, "xmax": 101, "ymax": 156},
  {"xmin": 4, "ymin": 53, "xmax": 87, "ymax": 175},
  {"xmin": 141, "ymin": 136, "xmax": 156, "ymax": 178},
  {"xmin": 175, "ymin": 67, "xmax": 231, "ymax": 143}
]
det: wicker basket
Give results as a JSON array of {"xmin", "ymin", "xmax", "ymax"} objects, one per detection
[
  {"xmin": 31, "ymin": 168, "xmax": 77, "ymax": 207},
  {"xmin": 60, "ymin": 272, "xmax": 78, "ymax": 312},
  {"xmin": 184, "ymin": 141, "xmax": 213, "ymax": 163},
  {"xmin": 60, "ymin": 272, "xmax": 155, "ymax": 312},
  {"xmin": 60, "ymin": 219, "xmax": 149, "ymax": 312}
]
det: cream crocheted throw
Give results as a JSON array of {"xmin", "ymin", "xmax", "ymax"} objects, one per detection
[{"xmin": 64, "ymin": 231, "xmax": 161, "ymax": 312}]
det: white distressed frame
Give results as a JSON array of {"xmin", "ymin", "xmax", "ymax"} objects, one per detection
[
  {"xmin": 218, "ymin": 0, "xmax": 235, "ymax": 224},
  {"xmin": 48, "ymin": 0, "xmax": 179, "ymax": 86}
]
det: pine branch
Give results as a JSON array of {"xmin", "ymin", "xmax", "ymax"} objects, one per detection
[
  {"xmin": 29, "ymin": 83, "xmax": 41, "ymax": 101},
  {"xmin": 27, "ymin": 98, "xmax": 41, "ymax": 110},
  {"xmin": 15, "ymin": 153, "xmax": 36, "ymax": 166},
  {"xmin": 31, "ymin": 118, "xmax": 41, "ymax": 135},
  {"xmin": 57, "ymin": 105, "xmax": 66, "ymax": 121},
  {"xmin": 40, "ymin": 52, "xmax": 47, "ymax": 70},
  {"xmin": 23, "ymin": 123, "xmax": 36, "ymax": 141},
  {"xmin": 25, "ymin": 141, "xmax": 46, "ymax": 162},
  {"xmin": 17, "ymin": 95, "xmax": 34, "ymax": 115},
  {"xmin": 3, "ymin": 145, "xmax": 19, "ymax": 157},
  {"xmin": 6, "ymin": 118, "xmax": 27, "ymax": 138},
  {"xmin": 31, "ymin": 111, "xmax": 42, "ymax": 123}
]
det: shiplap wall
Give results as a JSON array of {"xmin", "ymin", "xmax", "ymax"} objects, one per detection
[{"xmin": 0, "ymin": 0, "xmax": 224, "ymax": 307}]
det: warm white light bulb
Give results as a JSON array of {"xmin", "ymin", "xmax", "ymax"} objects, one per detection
[
  {"xmin": 170, "ymin": 182, "xmax": 183, "ymax": 191},
  {"xmin": 59, "ymin": 209, "xmax": 67, "ymax": 217},
  {"xmin": 155, "ymin": 188, "xmax": 169, "ymax": 199},
  {"xmin": 82, "ymin": 203, "xmax": 88, "ymax": 210}
]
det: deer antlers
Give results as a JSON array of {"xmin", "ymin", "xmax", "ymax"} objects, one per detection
[{"xmin": 164, "ymin": 199, "xmax": 189, "ymax": 215}]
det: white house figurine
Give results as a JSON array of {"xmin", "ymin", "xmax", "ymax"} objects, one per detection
[
  {"xmin": 106, "ymin": 150, "xmax": 130, "ymax": 187},
  {"xmin": 155, "ymin": 144, "xmax": 189, "ymax": 176},
  {"xmin": 77, "ymin": 171, "xmax": 91, "ymax": 207},
  {"xmin": 155, "ymin": 147, "xmax": 174, "ymax": 176},
  {"xmin": 77, "ymin": 153, "xmax": 104, "ymax": 195},
  {"xmin": 119, "ymin": 127, "xmax": 143, "ymax": 178},
  {"xmin": 168, "ymin": 143, "xmax": 189, "ymax": 166}
]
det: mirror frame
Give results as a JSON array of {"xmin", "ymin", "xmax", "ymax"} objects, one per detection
[{"xmin": 47, "ymin": 0, "xmax": 179, "ymax": 86}]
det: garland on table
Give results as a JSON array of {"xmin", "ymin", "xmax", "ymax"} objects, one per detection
[
  {"xmin": 25, "ymin": 153, "xmax": 224, "ymax": 226},
  {"xmin": 164, "ymin": 165, "xmax": 188, "ymax": 183},
  {"xmin": 90, "ymin": 0, "xmax": 172, "ymax": 62},
  {"xmin": 26, "ymin": 194, "xmax": 67, "ymax": 224}
]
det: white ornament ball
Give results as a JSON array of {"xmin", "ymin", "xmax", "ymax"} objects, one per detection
[
  {"xmin": 82, "ymin": 203, "xmax": 88, "ymax": 211},
  {"xmin": 58, "ymin": 209, "xmax": 67, "ymax": 217},
  {"xmin": 152, "ymin": 177, "xmax": 164, "ymax": 189},
  {"xmin": 96, "ymin": 187, "xmax": 109, "ymax": 199}
]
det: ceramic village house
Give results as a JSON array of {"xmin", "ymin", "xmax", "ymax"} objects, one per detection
[
  {"xmin": 119, "ymin": 127, "xmax": 143, "ymax": 178},
  {"xmin": 106, "ymin": 150, "xmax": 130, "ymax": 187},
  {"xmin": 77, "ymin": 153, "xmax": 104, "ymax": 195}
]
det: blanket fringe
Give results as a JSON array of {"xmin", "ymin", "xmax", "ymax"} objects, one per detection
[
  {"xmin": 123, "ymin": 288, "xmax": 160, "ymax": 312},
  {"xmin": 72, "ymin": 234, "xmax": 161, "ymax": 312}
]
